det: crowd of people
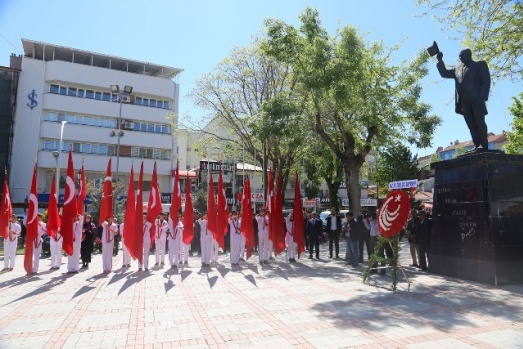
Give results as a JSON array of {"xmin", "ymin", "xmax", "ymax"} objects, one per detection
[{"xmin": 2, "ymin": 206, "xmax": 431, "ymax": 275}]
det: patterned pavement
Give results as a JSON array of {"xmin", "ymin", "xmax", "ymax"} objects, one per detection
[{"xmin": 1, "ymin": 241, "xmax": 522, "ymax": 349}]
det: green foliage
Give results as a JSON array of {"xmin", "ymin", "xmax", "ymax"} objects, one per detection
[
  {"xmin": 372, "ymin": 144, "xmax": 421, "ymax": 189},
  {"xmin": 85, "ymin": 179, "xmax": 126, "ymax": 225},
  {"xmin": 192, "ymin": 188, "xmax": 208, "ymax": 215},
  {"xmin": 264, "ymin": 7, "xmax": 441, "ymax": 215},
  {"xmin": 417, "ymin": 0, "xmax": 523, "ymax": 81},
  {"xmin": 452, "ymin": 145, "xmax": 468, "ymax": 158},
  {"xmin": 363, "ymin": 235, "xmax": 402, "ymax": 291},
  {"xmin": 505, "ymin": 93, "xmax": 523, "ymax": 154}
]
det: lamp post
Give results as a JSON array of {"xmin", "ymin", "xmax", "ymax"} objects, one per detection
[
  {"xmin": 53, "ymin": 120, "xmax": 67, "ymax": 197},
  {"xmin": 109, "ymin": 84, "xmax": 133, "ymax": 215}
]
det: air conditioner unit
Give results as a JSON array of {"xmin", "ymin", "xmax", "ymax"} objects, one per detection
[
  {"xmin": 124, "ymin": 122, "xmax": 134, "ymax": 129},
  {"xmin": 121, "ymin": 95, "xmax": 131, "ymax": 103}
]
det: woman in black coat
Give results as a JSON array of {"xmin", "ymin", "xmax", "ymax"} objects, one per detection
[{"xmin": 81, "ymin": 214, "xmax": 96, "ymax": 268}]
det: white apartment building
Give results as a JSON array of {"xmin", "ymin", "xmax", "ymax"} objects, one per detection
[{"xmin": 9, "ymin": 39, "xmax": 182, "ymax": 204}]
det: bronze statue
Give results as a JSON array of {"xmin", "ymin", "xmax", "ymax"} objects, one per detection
[{"xmin": 431, "ymin": 43, "xmax": 491, "ymax": 151}]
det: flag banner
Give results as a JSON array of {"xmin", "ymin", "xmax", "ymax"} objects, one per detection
[
  {"xmin": 46, "ymin": 175, "xmax": 61, "ymax": 238},
  {"xmin": 216, "ymin": 169, "xmax": 227, "ymax": 249},
  {"xmin": 61, "ymin": 149, "xmax": 77, "ymax": 256},
  {"xmin": 133, "ymin": 162, "xmax": 144, "ymax": 263},
  {"xmin": 124, "ymin": 165, "xmax": 136, "ymax": 260},
  {"xmin": 183, "ymin": 175, "xmax": 194, "ymax": 245},
  {"xmin": 170, "ymin": 162, "xmax": 181, "ymax": 224},
  {"xmin": 147, "ymin": 162, "xmax": 162, "ymax": 242},
  {"xmin": 241, "ymin": 177, "xmax": 255, "ymax": 259},
  {"xmin": 293, "ymin": 172, "xmax": 305, "ymax": 258},
  {"xmin": 77, "ymin": 164, "xmax": 86, "ymax": 215},
  {"xmin": 0, "ymin": 175, "xmax": 12, "ymax": 239},
  {"xmin": 24, "ymin": 165, "xmax": 38, "ymax": 274},
  {"xmin": 99, "ymin": 158, "xmax": 113, "ymax": 224}
]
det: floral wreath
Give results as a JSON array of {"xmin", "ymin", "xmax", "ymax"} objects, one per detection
[{"xmin": 377, "ymin": 189, "xmax": 411, "ymax": 238}]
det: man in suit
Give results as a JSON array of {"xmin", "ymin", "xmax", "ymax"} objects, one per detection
[
  {"xmin": 306, "ymin": 212, "xmax": 323, "ymax": 259},
  {"xmin": 325, "ymin": 208, "xmax": 342, "ymax": 259},
  {"xmin": 436, "ymin": 48, "xmax": 491, "ymax": 151}
]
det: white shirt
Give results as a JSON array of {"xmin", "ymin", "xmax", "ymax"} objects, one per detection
[{"xmin": 256, "ymin": 215, "xmax": 269, "ymax": 234}]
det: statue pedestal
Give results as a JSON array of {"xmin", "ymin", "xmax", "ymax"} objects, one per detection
[{"xmin": 430, "ymin": 151, "xmax": 523, "ymax": 285}]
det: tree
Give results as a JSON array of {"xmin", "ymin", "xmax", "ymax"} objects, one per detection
[
  {"xmin": 417, "ymin": 0, "xmax": 523, "ymax": 81},
  {"xmin": 504, "ymin": 92, "xmax": 523, "ymax": 154},
  {"xmin": 187, "ymin": 38, "xmax": 310, "ymax": 199},
  {"xmin": 264, "ymin": 8, "xmax": 441, "ymax": 215},
  {"xmin": 85, "ymin": 180, "xmax": 126, "ymax": 225},
  {"xmin": 372, "ymin": 144, "xmax": 421, "ymax": 191}
]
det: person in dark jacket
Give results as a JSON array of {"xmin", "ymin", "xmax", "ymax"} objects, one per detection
[
  {"xmin": 81, "ymin": 214, "xmax": 96, "ymax": 268},
  {"xmin": 414, "ymin": 210, "xmax": 431, "ymax": 271},
  {"xmin": 345, "ymin": 212, "xmax": 360, "ymax": 267},
  {"xmin": 325, "ymin": 208, "xmax": 342, "ymax": 259},
  {"xmin": 306, "ymin": 212, "xmax": 323, "ymax": 259}
]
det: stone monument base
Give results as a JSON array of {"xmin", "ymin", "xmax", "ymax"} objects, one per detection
[{"xmin": 430, "ymin": 151, "xmax": 523, "ymax": 285}]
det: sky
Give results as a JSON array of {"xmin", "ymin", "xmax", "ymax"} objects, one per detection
[{"xmin": 0, "ymin": 0, "xmax": 520, "ymax": 158}]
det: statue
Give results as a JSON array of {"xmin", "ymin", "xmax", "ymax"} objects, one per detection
[{"xmin": 429, "ymin": 42, "xmax": 491, "ymax": 151}]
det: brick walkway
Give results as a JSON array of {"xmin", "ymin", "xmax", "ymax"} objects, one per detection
[{"xmin": 1, "ymin": 241, "xmax": 522, "ymax": 348}]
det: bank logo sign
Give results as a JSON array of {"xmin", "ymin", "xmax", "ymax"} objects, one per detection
[{"xmin": 27, "ymin": 90, "xmax": 38, "ymax": 109}]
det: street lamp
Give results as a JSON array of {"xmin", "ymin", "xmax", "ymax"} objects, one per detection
[
  {"xmin": 109, "ymin": 84, "xmax": 133, "ymax": 214},
  {"xmin": 53, "ymin": 120, "xmax": 67, "ymax": 197}
]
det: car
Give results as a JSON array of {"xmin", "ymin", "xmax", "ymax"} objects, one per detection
[{"xmin": 319, "ymin": 209, "xmax": 349, "ymax": 228}]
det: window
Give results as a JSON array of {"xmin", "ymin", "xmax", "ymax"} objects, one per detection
[
  {"xmin": 77, "ymin": 89, "xmax": 85, "ymax": 98},
  {"xmin": 84, "ymin": 116, "xmax": 93, "ymax": 125},
  {"xmin": 57, "ymin": 113, "xmax": 66, "ymax": 122},
  {"xmin": 82, "ymin": 143, "xmax": 90, "ymax": 153},
  {"xmin": 102, "ymin": 92, "xmax": 111, "ymax": 102},
  {"xmin": 112, "ymin": 93, "xmax": 119, "ymax": 102},
  {"xmin": 150, "ymin": 99, "xmax": 156, "ymax": 108},
  {"xmin": 135, "ymin": 97, "xmax": 142, "ymax": 105},
  {"xmin": 91, "ymin": 144, "xmax": 98, "ymax": 154},
  {"xmin": 164, "ymin": 101, "xmax": 170, "ymax": 109},
  {"xmin": 161, "ymin": 125, "xmax": 168, "ymax": 134},
  {"xmin": 62, "ymin": 141, "xmax": 71, "ymax": 152},
  {"xmin": 59, "ymin": 86, "xmax": 67, "ymax": 95},
  {"xmin": 147, "ymin": 123, "xmax": 154, "ymax": 132},
  {"xmin": 98, "ymin": 145, "xmax": 107, "ymax": 155},
  {"xmin": 47, "ymin": 112, "xmax": 57, "ymax": 122},
  {"xmin": 66, "ymin": 114, "xmax": 75, "ymax": 123},
  {"xmin": 75, "ymin": 115, "xmax": 83, "ymax": 124},
  {"xmin": 156, "ymin": 101, "xmax": 163, "ymax": 108},
  {"xmin": 155, "ymin": 124, "xmax": 161, "ymax": 133},
  {"xmin": 133, "ymin": 123, "xmax": 140, "ymax": 131},
  {"xmin": 95, "ymin": 91, "xmax": 102, "ymax": 100},
  {"xmin": 68, "ymin": 87, "xmax": 77, "ymax": 97},
  {"xmin": 140, "ymin": 123, "xmax": 147, "ymax": 132},
  {"xmin": 44, "ymin": 139, "xmax": 56, "ymax": 151},
  {"xmin": 73, "ymin": 142, "xmax": 81, "ymax": 153},
  {"xmin": 109, "ymin": 119, "xmax": 117, "ymax": 128},
  {"xmin": 50, "ymin": 84, "xmax": 59, "ymax": 94},
  {"xmin": 86, "ymin": 90, "xmax": 94, "ymax": 99},
  {"xmin": 142, "ymin": 98, "xmax": 149, "ymax": 107},
  {"xmin": 108, "ymin": 145, "xmax": 116, "ymax": 156}
]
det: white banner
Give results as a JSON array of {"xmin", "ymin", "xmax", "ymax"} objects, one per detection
[{"xmin": 388, "ymin": 179, "xmax": 418, "ymax": 190}]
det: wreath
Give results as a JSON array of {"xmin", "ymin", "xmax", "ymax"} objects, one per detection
[{"xmin": 377, "ymin": 189, "xmax": 411, "ymax": 238}]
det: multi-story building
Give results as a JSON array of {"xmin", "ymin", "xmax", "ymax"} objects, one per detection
[{"xmin": 8, "ymin": 39, "xmax": 182, "ymax": 206}]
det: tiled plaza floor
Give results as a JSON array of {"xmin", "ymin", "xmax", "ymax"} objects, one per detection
[{"xmin": 1, "ymin": 241, "xmax": 522, "ymax": 349}]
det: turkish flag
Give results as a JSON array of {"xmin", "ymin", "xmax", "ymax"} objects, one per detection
[
  {"xmin": 273, "ymin": 173, "xmax": 286, "ymax": 255},
  {"xmin": 23, "ymin": 165, "xmax": 38, "ymax": 275},
  {"xmin": 133, "ymin": 162, "xmax": 144, "ymax": 263},
  {"xmin": 46, "ymin": 174, "xmax": 61, "ymax": 238},
  {"xmin": 77, "ymin": 164, "xmax": 86, "ymax": 215},
  {"xmin": 123, "ymin": 165, "xmax": 136, "ymax": 259},
  {"xmin": 170, "ymin": 162, "xmax": 181, "ymax": 224},
  {"xmin": 207, "ymin": 172, "xmax": 217, "ymax": 239},
  {"xmin": 0, "ymin": 175, "xmax": 12, "ymax": 239},
  {"xmin": 215, "ymin": 170, "xmax": 227, "ymax": 249},
  {"xmin": 99, "ymin": 158, "xmax": 113, "ymax": 225},
  {"xmin": 147, "ymin": 162, "xmax": 162, "ymax": 242},
  {"xmin": 61, "ymin": 149, "xmax": 77, "ymax": 256},
  {"xmin": 182, "ymin": 176, "xmax": 194, "ymax": 245},
  {"xmin": 293, "ymin": 172, "xmax": 305, "ymax": 258},
  {"xmin": 240, "ymin": 176, "xmax": 255, "ymax": 259}
]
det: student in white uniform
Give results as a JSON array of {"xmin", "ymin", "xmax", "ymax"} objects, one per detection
[
  {"xmin": 3, "ymin": 214, "xmax": 21, "ymax": 271},
  {"xmin": 155, "ymin": 213, "xmax": 169, "ymax": 266},
  {"xmin": 179, "ymin": 214, "xmax": 190, "ymax": 266},
  {"xmin": 101, "ymin": 216, "xmax": 118, "ymax": 274},
  {"xmin": 32, "ymin": 213, "xmax": 47, "ymax": 274},
  {"xmin": 198, "ymin": 214, "xmax": 212, "ymax": 267},
  {"xmin": 67, "ymin": 214, "xmax": 83, "ymax": 274},
  {"xmin": 285, "ymin": 211, "xmax": 297, "ymax": 263},
  {"xmin": 256, "ymin": 209, "xmax": 270, "ymax": 265},
  {"xmin": 120, "ymin": 221, "xmax": 132, "ymax": 268},
  {"xmin": 138, "ymin": 213, "xmax": 152, "ymax": 272},
  {"xmin": 167, "ymin": 215, "xmax": 182, "ymax": 269},
  {"xmin": 50, "ymin": 219, "xmax": 63, "ymax": 270},
  {"xmin": 229, "ymin": 212, "xmax": 242, "ymax": 266}
]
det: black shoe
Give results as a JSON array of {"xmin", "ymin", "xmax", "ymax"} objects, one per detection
[
  {"xmin": 184, "ymin": 261, "xmax": 188, "ymax": 265},
  {"xmin": 308, "ymin": 256, "xmax": 313, "ymax": 259},
  {"xmin": 171, "ymin": 265, "xmax": 177, "ymax": 270},
  {"xmin": 145, "ymin": 268, "xmax": 149, "ymax": 271},
  {"xmin": 138, "ymin": 268, "xmax": 142, "ymax": 271},
  {"xmin": 154, "ymin": 262, "xmax": 159, "ymax": 266}
]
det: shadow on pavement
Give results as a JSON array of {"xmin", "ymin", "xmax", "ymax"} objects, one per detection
[
  {"xmin": 117, "ymin": 271, "xmax": 152, "ymax": 295},
  {"xmin": 9, "ymin": 274, "xmax": 69, "ymax": 304}
]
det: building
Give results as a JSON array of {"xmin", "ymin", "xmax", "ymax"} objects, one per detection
[
  {"xmin": 0, "ymin": 60, "xmax": 20, "ymax": 192},
  {"xmin": 8, "ymin": 39, "xmax": 182, "ymax": 207}
]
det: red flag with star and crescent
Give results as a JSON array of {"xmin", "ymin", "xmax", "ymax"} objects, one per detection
[
  {"xmin": 77, "ymin": 163, "xmax": 86, "ymax": 215},
  {"xmin": 293, "ymin": 172, "xmax": 305, "ymax": 258},
  {"xmin": 273, "ymin": 172, "xmax": 286, "ymax": 255},
  {"xmin": 215, "ymin": 169, "xmax": 227, "ymax": 249},
  {"xmin": 23, "ymin": 164, "xmax": 38, "ymax": 274},
  {"xmin": 61, "ymin": 149, "xmax": 77, "ymax": 256},
  {"xmin": 170, "ymin": 162, "xmax": 182, "ymax": 225},
  {"xmin": 377, "ymin": 189, "xmax": 411, "ymax": 238},
  {"xmin": 147, "ymin": 162, "xmax": 162, "ymax": 242},
  {"xmin": 133, "ymin": 161, "xmax": 144, "ymax": 263},
  {"xmin": 182, "ymin": 176, "xmax": 194, "ymax": 245},
  {"xmin": 46, "ymin": 174, "xmax": 61, "ymax": 238},
  {"xmin": 207, "ymin": 172, "xmax": 217, "ymax": 240},
  {"xmin": 0, "ymin": 174, "xmax": 12, "ymax": 239},
  {"xmin": 124, "ymin": 165, "xmax": 136, "ymax": 259},
  {"xmin": 99, "ymin": 158, "xmax": 113, "ymax": 225},
  {"xmin": 240, "ymin": 176, "xmax": 255, "ymax": 259}
]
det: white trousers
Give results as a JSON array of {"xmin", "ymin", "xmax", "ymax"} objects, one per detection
[
  {"xmin": 33, "ymin": 243, "xmax": 42, "ymax": 272},
  {"xmin": 200, "ymin": 233, "xmax": 213, "ymax": 264},
  {"xmin": 122, "ymin": 240, "xmax": 132, "ymax": 266},
  {"xmin": 168, "ymin": 238, "xmax": 181, "ymax": 266},
  {"xmin": 155, "ymin": 236, "xmax": 166, "ymax": 264},
  {"xmin": 102, "ymin": 240, "xmax": 114, "ymax": 272},
  {"xmin": 239, "ymin": 234, "xmax": 246, "ymax": 259},
  {"xmin": 211, "ymin": 238, "xmax": 219, "ymax": 262},
  {"xmin": 50, "ymin": 238, "xmax": 63, "ymax": 268},
  {"xmin": 286, "ymin": 233, "xmax": 297, "ymax": 259},
  {"xmin": 258, "ymin": 231, "xmax": 270, "ymax": 262},
  {"xmin": 3, "ymin": 239, "xmax": 17, "ymax": 269},
  {"xmin": 230, "ymin": 232, "xmax": 242, "ymax": 264},
  {"xmin": 139, "ymin": 241, "xmax": 151, "ymax": 269},
  {"xmin": 180, "ymin": 243, "xmax": 190, "ymax": 263}
]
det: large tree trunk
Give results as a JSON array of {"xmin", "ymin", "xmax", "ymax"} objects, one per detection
[{"xmin": 344, "ymin": 163, "xmax": 362, "ymax": 216}]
